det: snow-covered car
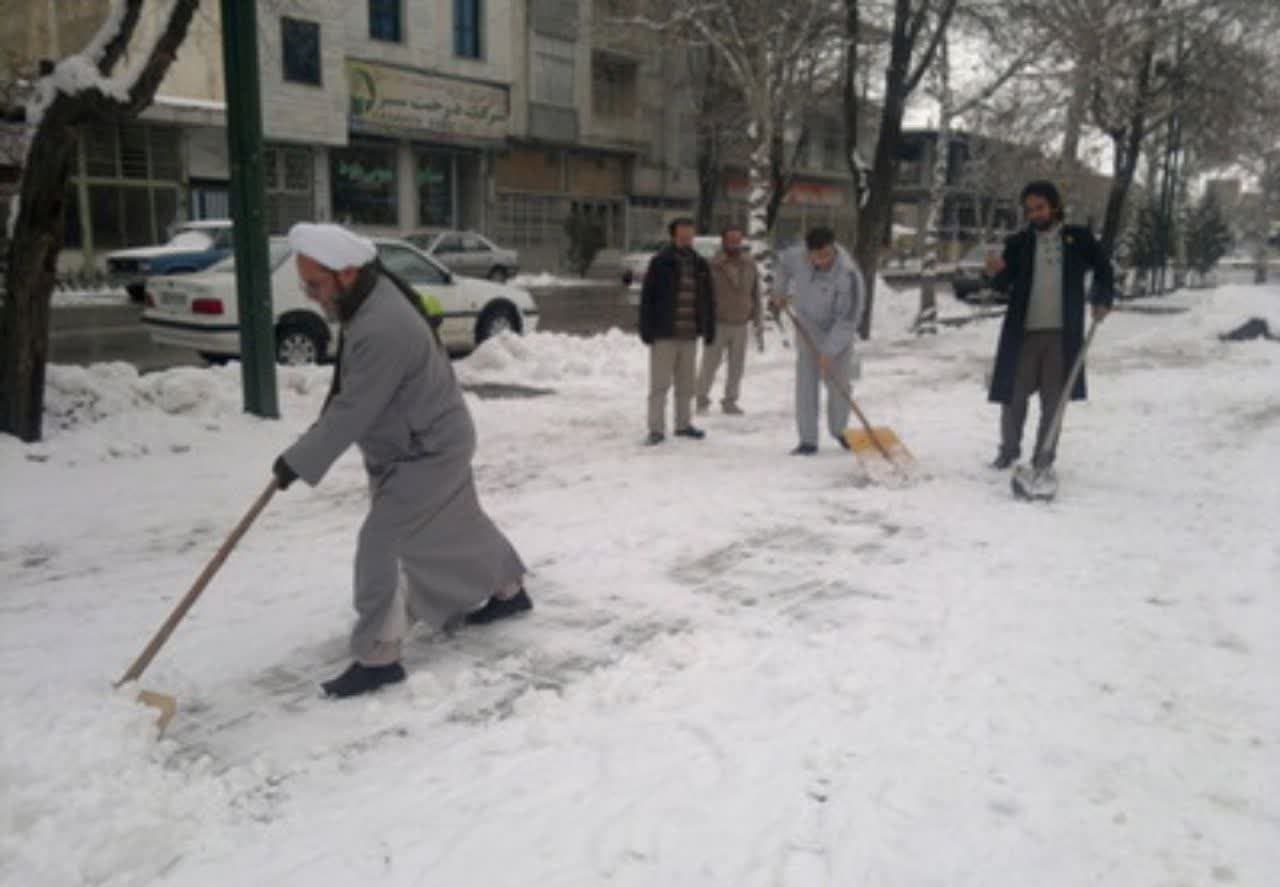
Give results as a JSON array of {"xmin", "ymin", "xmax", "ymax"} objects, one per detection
[
  {"xmin": 950, "ymin": 242, "xmax": 1007, "ymax": 304},
  {"xmin": 106, "ymin": 220, "xmax": 234, "ymax": 303},
  {"xmin": 620, "ymin": 235, "xmax": 722, "ymax": 287},
  {"xmin": 141, "ymin": 237, "xmax": 539, "ymax": 364},
  {"xmin": 404, "ymin": 229, "xmax": 519, "ymax": 282}
]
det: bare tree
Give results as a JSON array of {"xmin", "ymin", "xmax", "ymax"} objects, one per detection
[
  {"xmin": 842, "ymin": 0, "xmax": 959, "ymax": 338},
  {"xmin": 618, "ymin": 0, "xmax": 841, "ymax": 267},
  {"xmin": 1, "ymin": 0, "xmax": 200, "ymax": 442}
]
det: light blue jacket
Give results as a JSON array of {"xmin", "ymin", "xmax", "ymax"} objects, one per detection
[{"xmin": 774, "ymin": 244, "xmax": 866, "ymax": 356}]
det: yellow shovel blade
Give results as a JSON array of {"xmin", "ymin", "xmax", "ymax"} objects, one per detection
[
  {"xmin": 137, "ymin": 689, "xmax": 178, "ymax": 736},
  {"xmin": 843, "ymin": 427, "xmax": 914, "ymax": 466}
]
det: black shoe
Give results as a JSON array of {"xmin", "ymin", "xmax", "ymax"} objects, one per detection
[
  {"xmin": 990, "ymin": 451, "xmax": 1018, "ymax": 469},
  {"xmin": 321, "ymin": 661, "xmax": 406, "ymax": 698},
  {"xmin": 645, "ymin": 431, "xmax": 665, "ymax": 446},
  {"xmin": 465, "ymin": 588, "xmax": 533, "ymax": 626},
  {"xmin": 791, "ymin": 443, "xmax": 818, "ymax": 455},
  {"xmin": 674, "ymin": 426, "xmax": 706, "ymax": 440},
  {"xmin": 834, "ymin": 434, "xmax": 851, "ymax": 450}
]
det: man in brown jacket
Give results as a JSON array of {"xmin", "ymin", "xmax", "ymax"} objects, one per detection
[{"xmin": 696, "ymin": 225, "xmax": 762, "ymax": 415}]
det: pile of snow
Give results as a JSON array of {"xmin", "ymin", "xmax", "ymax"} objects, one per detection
[
  {"xmin": 0, "ymin": 690, "xmax": 244, "ymax": 887},
  {"xmin": 510, "ymin": 272, "xmax": 599, "ymax": 288},
  {"xmin": 41, "ymin": 363, "xmax": 328, "ymax": 434},
  {"xmin": 456, "ymin": 329, "xmax": 646, "ymax": 388}
]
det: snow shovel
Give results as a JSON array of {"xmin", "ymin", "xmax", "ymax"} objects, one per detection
[
  {"xmin": 115, "ymin": 478, "xmax": 279, "ymax": 734},
  {"xmin": 781, "ymin": 303, "xmax": 914, "ymax": 474},
  {"xmin": 1012, "ymin": 316, "xmax": 1104, "ymax": 502}
]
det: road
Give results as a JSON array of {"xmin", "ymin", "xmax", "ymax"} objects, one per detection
[{"xmin": 49, "ymin": 283, "xmax": 639, "ymax": 371}]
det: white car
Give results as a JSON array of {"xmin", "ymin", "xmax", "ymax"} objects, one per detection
[{"xmin": 141, "ymin": 237, "xmax": 539, "ymax": 364}]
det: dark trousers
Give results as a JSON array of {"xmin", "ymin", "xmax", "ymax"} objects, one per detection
[{"xmin": 1000, "ymin": 331, "xmax": 1065, "ymax": 468}]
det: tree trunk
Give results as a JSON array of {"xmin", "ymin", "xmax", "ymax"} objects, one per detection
[
  {"xmin": 694, "ymin": 54, "xmax": 724, "ymax": 233},
  {"xmin": 0, "ymin": 0, "xmax": 199, "ymax": 442},
  {"xmin": 695, "ymin": 129, "xmax": 720, "ymax": 232},
  {"xmin": 854, "ymin": 81, "xmax": 908, "ymax": 338},
  {"xmin": 1058, "ymin": 61, "xmax": 1091, "ymax": 170},
  {"xmin": 0, "ymin": 107, "xmax": 78, "ymax": 442}
]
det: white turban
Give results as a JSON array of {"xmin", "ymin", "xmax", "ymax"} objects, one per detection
[{"xmin": 287, "ymin": 222, "xmax": 377, "ymax": 271}]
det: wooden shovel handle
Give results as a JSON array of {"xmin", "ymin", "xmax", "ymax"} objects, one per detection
[
  {"xmin": 781, "ymin": 303, "xmax": 898, "ymax": 466},
  {"xmin": 115, "ymin": 478, "xmax": 279, "ymax": 687}
]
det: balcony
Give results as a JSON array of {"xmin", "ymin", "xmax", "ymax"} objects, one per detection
[{"xmin": 529, "ymin": 103, "xmax": 579, "ymax": 143}]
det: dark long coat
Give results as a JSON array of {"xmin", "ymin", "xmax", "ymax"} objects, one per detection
[{"xmin": 987, "ymin": 224, "xmax": 1115, "ymax": 404}]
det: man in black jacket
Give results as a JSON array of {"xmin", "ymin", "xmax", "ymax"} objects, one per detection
[
  {"xmin": 639, "ymin": 217, "xmax": 716, "ymax": 445},
  {"xmin": 985, "ymin": 180, "xmax": 1115, "ymax": 471}
]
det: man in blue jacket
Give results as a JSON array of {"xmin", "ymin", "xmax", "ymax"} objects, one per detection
[{"xmin": 985, "ymin": 180, "xmax": 1115, "ymax": 472}]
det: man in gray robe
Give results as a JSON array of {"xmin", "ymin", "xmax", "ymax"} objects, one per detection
[
  {"xmin": 273, "ymin": 223, "xmax": 529, "ymax": 698},
  {"xmin": 770, "ymin": 227, "xmax": 866, "ymax": 455}
]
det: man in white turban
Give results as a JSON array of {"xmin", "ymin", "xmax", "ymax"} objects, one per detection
[{"xmin": 274, "ymin": 223, "xmax": 531, "ymax": 698}]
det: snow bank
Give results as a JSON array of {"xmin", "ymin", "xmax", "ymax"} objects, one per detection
[
  {"xmin": 456, "ymin": 328, "xmax": 646, "ymax": 388},
  {"xmin": 0, "ymin": 689, "xmax": 241, "ymax": 887},
  {"xmin": 510, "ymin": 272, "xmax": 598, "ymax": 288}
]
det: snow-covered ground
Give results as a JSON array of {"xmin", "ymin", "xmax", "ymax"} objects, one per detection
[{"xmin": 1, "ymin": 283, "xmax": 1277, "ymax": 886}]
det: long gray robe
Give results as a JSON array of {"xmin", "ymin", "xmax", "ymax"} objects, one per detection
[{"xmin": 284, "ymin": 269, "xmax": 525, "ymax": 660}]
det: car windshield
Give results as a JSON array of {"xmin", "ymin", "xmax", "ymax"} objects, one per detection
[
  {"xmin": 206, "ymin": 241, "xmax": 293, "ymax": 272},
  {"xmin": 168, "ymin": 229, "xmax": 216, "ymax": 250}
]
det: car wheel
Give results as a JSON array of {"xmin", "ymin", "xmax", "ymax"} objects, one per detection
[
  {"xmin": 199, "ymin": 352, "xmax": 232, "ymax": 366},
  {"xmin": 275, "ymin": 322, "xmax": 326, "ymax": 365},
  {"xmin": 487, "ymin": 266, "xmax": 509, "ymax": 283},
  {"xmin": 475, "ymin": 302, "xmax": 521, "ymax": 345}
]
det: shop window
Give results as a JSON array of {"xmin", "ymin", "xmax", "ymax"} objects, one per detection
[
  {"xmin": 417, "ymin": 153, "xmax": 454, "ymax": 228},
  {"xmin": 331, "ymin": 143, "xmax": 398, "ymax": 226}
]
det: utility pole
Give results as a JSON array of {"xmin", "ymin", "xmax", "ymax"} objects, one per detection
[{"xmin": 219, "ymin": 0, "xmax": 278, "ymax": 418}]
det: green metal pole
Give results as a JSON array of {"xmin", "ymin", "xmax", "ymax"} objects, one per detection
[{"xmin": 219, "ymin": 0, "xmax": 278, "ymax": 418}]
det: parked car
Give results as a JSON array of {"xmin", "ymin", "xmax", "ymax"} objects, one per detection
[
  {"xmin": 950, "ymin": 242, "xmax": 1006, "ymax": 303},
  {"xmin": 141, "ymin": 237, "xmax": 539, "ymax": 364},
  {"xmin": 106, "ymin": 219, "xmax": 234, "ymax": 303},
  {"xmin": 621, "ymin": 235, "xmax": 723, "ymax": 287},
  {"xmin": 404, "ymin": 229, "xmax": 519, "ymax": 282}
]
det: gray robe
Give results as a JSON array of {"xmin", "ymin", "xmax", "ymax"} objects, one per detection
[{"xmin": 284, "ymin": 270, "xmax": 526, "ymax": 659}]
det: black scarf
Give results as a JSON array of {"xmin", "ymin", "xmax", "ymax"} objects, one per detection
[{"xmin": 322, "ymin": 261, "xmax": 436, "ymax": 411}]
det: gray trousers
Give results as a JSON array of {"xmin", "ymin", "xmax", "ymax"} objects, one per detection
[
  {"xmin": 648, "ymin": 338, "xmax": 698, "ymax": 433},
  {"xmin": 696, "ymin": 322, "xmax": 750, "ymax": 407},
  {"xmin": 353, "ymin": 452, "xmax": 525, "ymax": 663},
  {"xmin": 1000, "ymin": 330, "xmax": 1065, "ymax": 468},
  {"xmin": 795, "ymin": 343, "xmax": 853, "ymax": 446}
]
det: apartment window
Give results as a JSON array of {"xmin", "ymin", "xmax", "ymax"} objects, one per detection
[
  {"xmin": 282, "ymin": 18, "xmax": 321, "ymax": 85},
  {"xmin": 73, "ymin": 123, "xmax": 182, "ymax": 250},
  {"xmin": 531, "ymin": 34, "xmax": 574, "ymax": 107},
  {"xmin": 591, "ymin": 53, "xmax": 637, "ymax": 118},
  {"xmin": 263, "ymin": 145, "xmax": 315, "ymax": 233},
  {"xmin": 331, "ymin": 142, "xmax": 398, "ymax": 226},
  {"xmin": 369, "ymin": 0, "xmax": 402, "ymax": 42},
  {"xmin": 454, "ymin": 0, "xmax": 483, "ymax": 59}
]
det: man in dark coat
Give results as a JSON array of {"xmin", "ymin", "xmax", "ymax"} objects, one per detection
[
  {"xmin": 984, "ymin": 180, "xmax": 1115, "ymax": 471},
  {"xmin": 639, "ymin": 217, "xmax": 716, "ymax": 445}
]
